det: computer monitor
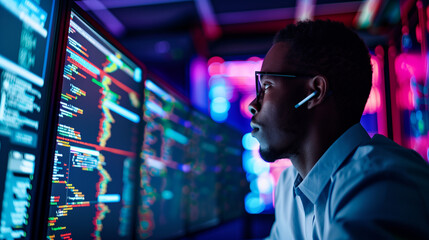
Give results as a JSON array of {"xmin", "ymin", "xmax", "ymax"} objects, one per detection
[
  {"xmin": 0, "ymin": 1, "xmax": 61, "ymax": 239},
  {"xmin": 186, "ymin": 110, "xmax": 220, "ymax": 232},
  {"xmin": 217, "ymin": 125, "xmax": 246, "ymax": 221},
  {"xmin": 46, "ymin": 6, "xmax": 144, "ymax": 240},
  {"xmin": 137, "ymin": 77, "xmax": 190, "ymax": 239}
]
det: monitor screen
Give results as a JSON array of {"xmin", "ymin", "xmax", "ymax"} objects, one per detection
[
  {"xmin": 0, "ymin": 0, "xmax": 58, "ymax": 239},
  {"xmin": 217, "ymin": 126, "xmax": 246, "ymax": 221},
  {"xmin": 137, "ymin": 79, "xmax": 190, "ymax": 239},
  {"xmin": 46, "ymin": 9, "xmax": 143, "ymax": 240},
  {"xmin": 186, "ymin": 110, "xmax": 220, "ymax": 232}
]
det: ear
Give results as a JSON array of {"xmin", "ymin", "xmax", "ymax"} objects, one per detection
[{"xmin": 307, "ymin": 75, "xmax": 328, "ymax": 109}]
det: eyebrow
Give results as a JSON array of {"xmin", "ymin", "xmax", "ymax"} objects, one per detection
[
  {"xmin": 257, "ymin": 71, "xmax": 298, "ymax": 78},
  {"xmin": 260, "ymin": 75, "xmax": 285, "ymax": 84},
  {"xmin": 260, "ymin": 74, "xmax": 284, "ymax": 80}
]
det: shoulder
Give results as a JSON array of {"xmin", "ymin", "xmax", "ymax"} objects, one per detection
[
  {"xmin": 328, "ymin": 135, "xmax": 429, "ymax": 226},
  {"xmin": 276, "ymin": 166, "xmax": 297, "ymax": 195},
  {"xmin": 274, "ymin": 166, "xmax": 296, "ymax": 197},
  {"xmin": 278, "ymin": 166, "xmax": 297, "ymax": 187},
  {"xmin": 333, "ymin": 134, "xmax": 429, "ymax": 184},
  {"xmin": 273, "ymin": 166, "xmax": 296, "ymax": 202}
]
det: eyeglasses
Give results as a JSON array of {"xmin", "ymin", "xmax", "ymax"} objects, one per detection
[{"xmin": 255, "ymin": 71, "xmax": 313, "ymax": 102}]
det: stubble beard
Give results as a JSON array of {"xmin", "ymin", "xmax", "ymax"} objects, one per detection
[
  {"xmin": 257, "ymin": 104, "xmax": 306, "ymax": 163},
  {"xmin": 259, "ymin": 142, "xmax": 299, "ymax": 163}
]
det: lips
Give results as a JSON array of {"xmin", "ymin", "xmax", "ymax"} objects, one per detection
[
  {"xmin": 251, "ymin": 128, "xmax": 259, "ymax": 137},
  {"xmin": 250, "ymin": 121, "xmax": 260, "ymax": 137}
]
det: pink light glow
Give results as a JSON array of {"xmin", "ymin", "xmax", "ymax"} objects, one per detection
[
  {"xmin": 392, "ymin": 51, "xmax": 429, "ymax": 161},
  {"xmin": 364, "ymin": 88, "xmax": 381, "ymax": 114},
  {"xmin": 269, "ymin": 159, "xmax": 292, "ymax": 185},
  {"xmin": 208, "ymin": 62, "xmax": 225, "ymax": 76},
  {"xmin": 269, "ymin": 159, "xmax": 292, "ymax": 207},
  {"xmin": 394, "ymin": 53, "xmax": 426, "ymax": 110},
  {"xmin": 208, "ymin": 60, "xmax": 262, "ymax": 77},
  {"xmin": 190, "ymin": 56, "xmax": 208, "ymax": 111},
  {"xmin": 427, "ymin": 6, "xmax": 429, "ymax": 32},
  {"xmin": 240, "ymin": 95, "xmax": 255, "ymax": 119},
  {"xmin": 247, "ymin": 56, "xmax": 263, "ymax": 62},
  {"xmin": 208, "ymin": 59, "xmax": 263, "ymax": 87},
  {"xmin": 416, "ymin": 25, "xmax": 423, "ymax": 44},
  {"xmin": 224, "ymin": 61, "xmax": 262, "ymax": 77},
  {"xmin": 405, "ymin": 136, "xmax": 429, "ymax": 161},
  {"xmin": 395, "ymin": 53, "xmax": 426, "ymax": 84},
  {"xmin": 363, "ymin": 53, "xmax": 388, "ymax": 136},
  {"xmin": 364, "ymin": 55, "xmax": 382, "ymax": 114},
  {"xmin": 396, "ymin": 87, "xmax": 416, "ymax": 110},
  {"xmin": 208, "ymin": 56, "xmax": 224, "ymax": 65},
  {"xmin": 371, "ymin": 57, "xmax": 380, "ymax": 85},
  {"xmin": 225, "ymin": 62, "xmax": 254, "ymax": 77}
]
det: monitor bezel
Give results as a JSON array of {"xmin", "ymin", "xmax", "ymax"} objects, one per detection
[
  {"xmin": 39, "ymin": 1, "xmax": 148, "ymax": 239},
  {"xmin": 0, "ymin": 0, "xmax": 70, "ymax": 239}
]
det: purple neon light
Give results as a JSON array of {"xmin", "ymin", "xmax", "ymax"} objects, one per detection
[
  {"xmin": 80, "ymin": 0, "xmax": 126, "ymax": 36},
  {"xmin": 190, "ymin": 56, "xmax": 209, "ymax": 112}
]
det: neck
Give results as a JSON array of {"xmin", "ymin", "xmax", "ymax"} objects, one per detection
[{"xmin": 289, "ymin": 113, "xmax": 353, "ymax": 179}]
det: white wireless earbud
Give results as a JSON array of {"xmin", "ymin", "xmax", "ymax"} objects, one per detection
[{"xmin": 294, "ymin": 91, "xmax": 319, "ymax": 109}]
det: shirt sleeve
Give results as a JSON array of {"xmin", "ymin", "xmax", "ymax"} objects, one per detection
[
  {"xmin": 265, "ymin": 221, "xmax": 279, "ymax": 240},
  {"xmin": 327, "ymin": 171, "xmax": 429, "ymax": 239}
]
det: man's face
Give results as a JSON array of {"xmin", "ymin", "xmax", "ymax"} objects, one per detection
[{"xmin": 249, "ymin": 42, "xmax": 309, "ymax": 162}]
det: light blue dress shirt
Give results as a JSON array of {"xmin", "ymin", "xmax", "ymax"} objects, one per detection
[{"xmin": 267, "ymin": 123, "xmax": 429, "ymax": 239}]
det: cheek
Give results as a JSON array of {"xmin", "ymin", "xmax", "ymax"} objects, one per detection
[
  {"xmin": 259, "ymin": 100, "xmax": 284, "ymax": 125},
  {"xmin": 259, "ymin": 101, "xmax": 292, "ymax": 140},
  {"xmin": 261, "ymin": 98, "xmax": 303, "ymax": 141},
  {"xmin": 261, "ymin": 96, "xmax": 293, "ymax": 126}
]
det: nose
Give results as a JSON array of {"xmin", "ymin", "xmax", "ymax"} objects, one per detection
[{"xmin": 248, "ymin": 97, "xmax": 259, "ymax": 116}]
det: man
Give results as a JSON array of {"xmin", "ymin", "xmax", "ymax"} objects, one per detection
[{"xmin": 248, "ymin": 20, "xmax": 429, "ymax": 239}]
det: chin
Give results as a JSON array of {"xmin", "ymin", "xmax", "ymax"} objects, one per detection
[
  {"xmin": 259, "ymin": 144, "xmax": 297, "ymax": 163},
  {"xmin": 259, "ymin": 148, "xmax": 287, "ymax": 163},
  {"xmin": 259, "ymin": 149, "xmax": 278, "ymax": 163}
]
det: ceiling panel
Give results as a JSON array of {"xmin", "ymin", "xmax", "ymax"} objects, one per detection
[
  {"xmin": 210, "ymin": 0, "xmax": 297, "ymax": 13},
  {"xmin": 109, "ymin": 2, "xmax": 199, "ymax": 31}
]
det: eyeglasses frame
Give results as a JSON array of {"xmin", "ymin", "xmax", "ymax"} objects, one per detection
[{"xmin": 255, "ymin": 71, "xmax": 314, "ymax": 102}]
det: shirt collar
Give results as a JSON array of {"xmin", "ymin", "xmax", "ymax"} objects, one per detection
[{"xmin": 294, "ymin": 123, "xmax": 371, "ymax": 204}]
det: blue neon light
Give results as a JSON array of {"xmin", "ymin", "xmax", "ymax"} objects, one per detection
[
  {"xmin": 242, "ymin": 133, "xmax": 259, "ymax": 150},
  {"xmin": 67, "ymin": 48, "xmax": 100, "ymax": 75},
  {"xmin": 245, "ymin": 192, "xmax": 264, "ymax": 214},
  {"xmin": 134, "ymin": 67, "xmax": 142, "ymax": 82},
  {"xmin": 103, "ymin": 100, "xmax": 140, "ymax": 123},
  {"xmin": 98, "ymin": 194, "xmax": 121, "ymax": 203},
  {"xmin": 165, "ymin": 128, "xmax": 189, "ymax": 145},
  {"xmin": 146, "ymin": 80, "xmax": 172, "ymax": 102},
  {"xmin": 146, "ymin": 101, "xmax": 166, "ymax": 117},
  {"xmin": 210, "ymin": 110, "xmax": 228, "ymax": 122}
]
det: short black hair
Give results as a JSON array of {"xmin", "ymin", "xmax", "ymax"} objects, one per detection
[{"xmin": 274, "ymin": 20, "xmax": 373, "ymax": 123}]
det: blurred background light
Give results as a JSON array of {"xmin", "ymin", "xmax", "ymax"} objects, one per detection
[
  {"xmin": 245, "ymin": 192, "xmax": 265, "ymax": 214},
  {"xmin": 242, "ymin": 133, "xmax": 259, "ymax": 150}
]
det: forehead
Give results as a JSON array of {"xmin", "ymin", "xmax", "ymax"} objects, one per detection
[{"xmin": 261, "ymin": 42, "xmax": 298, "ymax": 73}]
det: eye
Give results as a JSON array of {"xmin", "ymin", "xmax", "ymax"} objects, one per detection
[{"xmin": 263, "ymin": 83, "xmax": 271, "ymax": 90}]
